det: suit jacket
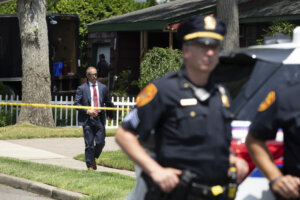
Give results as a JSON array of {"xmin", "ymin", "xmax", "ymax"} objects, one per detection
[{"xmin": 74, "ymin": 81, "xmax": 114, "ymax": 126}]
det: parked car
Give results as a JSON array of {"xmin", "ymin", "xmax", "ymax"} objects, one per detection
[{"xmin": 215, "ymin": 27, "xmax": 300, "ymax": 199}]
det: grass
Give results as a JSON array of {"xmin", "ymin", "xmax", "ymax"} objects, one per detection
[
  {"xmin": 0, "ymin": 157, "xmax": 135, "ymax": 200},
  {"xmin": 0, "ymin": 123, "xmax": 131, "ymax": 199},
  {"xmin": 0, "ymin": 123, "xmax": 117, "ymax": 139},
  {"xmin": 74, "ymin": 150, "xmax": 135, "ymax": 171}
]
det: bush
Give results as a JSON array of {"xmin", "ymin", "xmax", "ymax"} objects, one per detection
[
  {"xmin": 138, "ymin": 47, "xmax": 183, "ymax": 89},
  {"xmin": 257, "ymin": 21, "xmax": 296, "ymax": 45},
  {"xmin": 0, "ymin": 110, "xmax": 15, "ymax": 127},
  {"xmin": 110, "ymin": 70, "xmax": 132, "ymax": 97},
  {"xmin": 53, "ymin": 107, "xmax": 77, "ymax": 127}
]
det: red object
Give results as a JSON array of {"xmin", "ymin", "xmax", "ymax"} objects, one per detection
[
  {"xmin": 231, "ymin": 139, "xmax": 284, "ymax": 175},
  {"xmin": 93, "ymin": 85, "xmax": 99, "ymax": 114},
  {"xmin": 62, "ymin": 62, "xmax": 69, "ymax": 75}
]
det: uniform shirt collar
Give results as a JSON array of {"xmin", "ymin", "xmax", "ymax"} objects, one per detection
[
  {"xmin": 178, "ymin": 66, "xmax": 218, "ymax": 102},
  {"xmin": 178, "ymin": 66, "xmax": 215, "ymax": 91}
]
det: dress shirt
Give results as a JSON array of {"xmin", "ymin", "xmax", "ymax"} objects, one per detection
[{"xmin": 89, "ymin": 81, "xmax": 100, "ymax": 112}]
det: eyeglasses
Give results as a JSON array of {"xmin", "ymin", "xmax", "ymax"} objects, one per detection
[{"xmin": 88, "ymin": 73, "xmax": 97, "ymax": 77}]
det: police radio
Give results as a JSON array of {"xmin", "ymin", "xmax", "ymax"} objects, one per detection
[{"xmin": 227, "ymin": 165, "xmax": 238, "ymax": 200}]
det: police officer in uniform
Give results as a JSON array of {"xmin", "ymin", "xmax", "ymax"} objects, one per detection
[
  {"xmin": 246, "ymin": 80, "xmax": 300, "ymax": 200},
  {"xmin": 116, "ymin": 15, "xmax": 248, "ymax": 200}
]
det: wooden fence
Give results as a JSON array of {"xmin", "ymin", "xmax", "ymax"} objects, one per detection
[{"xmin": 0, "ymin": 95, "xmax": 136, "ymax": 129}]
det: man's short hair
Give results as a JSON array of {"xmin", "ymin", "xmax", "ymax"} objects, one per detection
[
  {"xmin": 86, "ymin": 66, "xmax": 97, "ymax": 75},
  {"xmin": 99, "ymin": 54, "xmax": 105, "ymax": 59}
]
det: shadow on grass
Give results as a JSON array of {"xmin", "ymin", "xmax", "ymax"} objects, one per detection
[{"xmin": 74, "ymin": 150, "xmax": 135, "ymax": 171}]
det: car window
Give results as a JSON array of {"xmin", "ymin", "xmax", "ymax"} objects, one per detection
[
  {"xmin": 244, "ymin": 61, "xmax": 281, "ymax": 98},
  {"xmin": 214, "ymin": 53, "xmax": 255, "ymax": 98},
  {"xmin": 216, "ymin": 49, "xmax": 300, "ymax": 121},
  {"xmin": 232, "ymin": 63, "xmax": 300, "ymax": 121}
]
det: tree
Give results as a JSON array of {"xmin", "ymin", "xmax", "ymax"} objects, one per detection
[
  {"xmin": 0, "ymin": 0, "xmax": 16, "ymax": 13},
  {"xmin": 16, "ymin": 0, "xmax": 55, "ymax": 127},
  {"xmin": 217, "ymin": 0, "xmax": 239, "ymax": 50}
]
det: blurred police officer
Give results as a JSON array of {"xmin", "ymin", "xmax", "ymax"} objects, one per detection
[
  {"xmin": 116, "ymin": 15, "xmax": 248, "ymax": 200},
  {"xmin": 246, "ymin": 80, "xmax": 300, "ymax": 200}
]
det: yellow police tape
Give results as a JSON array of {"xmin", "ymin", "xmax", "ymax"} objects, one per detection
[{"xmin": 0, "ymin": 102, "xmax": 132, "ymax": 111}]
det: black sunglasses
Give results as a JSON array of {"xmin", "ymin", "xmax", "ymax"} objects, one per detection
[{"xmin": 88, "ymin": 73, "xmax": 97, "ymax": 77}]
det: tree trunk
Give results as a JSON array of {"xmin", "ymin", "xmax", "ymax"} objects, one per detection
[
  {"xmin": 217, "ymin": 0, "xmax": 239, "ymax": 50},
  {"xmin": 17, "ymin": 0, "xmax": 55, "ymax": 127}
]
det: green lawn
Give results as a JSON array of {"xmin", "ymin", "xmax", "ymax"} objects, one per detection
[
  {"xmin": 0, "ymin": 157, "xmax": 135, "ymax": 200},
  {"xmin": 0, "ymin": 123, "xmax": 134, "ymax": 199},
  {"xmin": 74, "ymin": 150, "xmax": 135, "ymax": 171},
  {"xmin": 0, "ymin": 123, "xmax": 116, "ymax": 139}
]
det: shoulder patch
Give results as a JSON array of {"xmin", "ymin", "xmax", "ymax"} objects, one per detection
[
  {"xmin": 258, "ymin": 91, "xmax": 276, "ymax": 112},
  {"xmin": 136, "ymin": 83, "xmax": 158, "ymax": 107}
]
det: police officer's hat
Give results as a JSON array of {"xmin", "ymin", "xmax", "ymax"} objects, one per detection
[{"xmin": 177, "ymin": 15, "xmax": 226, "ymax": 46}]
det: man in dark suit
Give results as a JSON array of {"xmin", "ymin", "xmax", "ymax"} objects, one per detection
[{"xmin": 75, "ymin": 66, "xmax": 114, "ymax": 170}]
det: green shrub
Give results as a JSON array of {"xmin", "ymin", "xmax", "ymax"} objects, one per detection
[
  {"xmin": 257, "ymin": 21, "xmax": 296, "ymax": 45},
  {"xmin": 110, "ymin": 70, "xmax": 132, "ymax": 97},
  {"xmin": 138, "ymin": 47, "xmax": 183, "ymax": 89},
  {"xmin": 0, "ymin": 110, "xmax": 15, "ymax": 127},
  {"xmin": 53, "ymin": 108, "xmax": 77, "ymax": 127},
  {"xmin": 0, "ymin": 82, "xmax": 15, "ymax": 96},
  {"xmin": 0, "ymin": 106, "xmax": 75, "ymax": 127}
]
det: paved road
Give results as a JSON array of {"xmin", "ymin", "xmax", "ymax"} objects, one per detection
[{"xmin": 0, "ymin": 184, "xmax": 54, "ymax": 200}]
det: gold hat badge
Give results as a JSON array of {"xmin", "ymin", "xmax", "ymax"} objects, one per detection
[{"xmin": 204, "ymin": 16, "xmax": 217, "ymax": 30}]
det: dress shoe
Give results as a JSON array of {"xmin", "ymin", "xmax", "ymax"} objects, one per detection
[
  {"xmin": 93, "ymin": 159, "xmax": 97, "ymax": 170},
  {"xmin": 87, "ymin": 167, "xmax": 93, "ymax": 171}
]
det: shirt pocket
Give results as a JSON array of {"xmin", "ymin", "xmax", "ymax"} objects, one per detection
[{"xmin": 175, "ymin": 106, "xmax": 208, "ymax": 139}]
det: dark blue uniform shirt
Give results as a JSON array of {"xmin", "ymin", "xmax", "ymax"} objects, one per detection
[
  {"xmin": 122, "ymin": 67, "xmax": 233, "ymax": 185},
  {"xmin": 250, "ymin": 80, "xmax": 300, "ymax": 177}
]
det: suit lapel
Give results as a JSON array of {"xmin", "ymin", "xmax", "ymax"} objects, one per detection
[
  {"xmin": 97, "ymin": 81, "xmax": 103, "ymax": 106},
  {"xmin": 85, "ymin": 82, "xmax": 91, "ymax": 105}
]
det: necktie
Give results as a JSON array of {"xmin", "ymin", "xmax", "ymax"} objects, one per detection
[{"xmin": 93, "ymin": 85, "xmax": 99, "ymax": 114}]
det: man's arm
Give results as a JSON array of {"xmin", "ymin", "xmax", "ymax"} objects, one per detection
[
  {"xmin": 246, "ymin": 133, "xmax": 300, "ymax": 198},
  {"xmin": 74, "ymin": 86, "xmax": 88, "ymax": 114},
  {"xmin": 229, "ymin": 149, "xmax": 249, "ymax": 184},
  {"xmin": 103, "ymin": 86, "xmax": 114, "ymax": 120},
  {"xmin": 115, "ymin": 126, "xmax": 181, "ymax": 193}
]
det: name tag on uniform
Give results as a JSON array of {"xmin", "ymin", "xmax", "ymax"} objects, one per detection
[{"xmin": 180, "ymin": 98, "xmax": 197, "ymax": 106}]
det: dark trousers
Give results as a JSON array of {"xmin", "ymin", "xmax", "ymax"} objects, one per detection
[
  {"xmin": 275, "ymin": 194, "xmax": 300, "ymax": 200},
  {"xmin": 145, "ymin": 189, "xmax": 229, "ymax": 200},
  {"xmin": 83, "ymin": 116, "xmax": 105, "ymax": 168}
]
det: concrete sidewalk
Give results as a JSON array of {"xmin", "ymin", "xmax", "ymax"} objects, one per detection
[{"xmin": 0, "ymin": 137, "xmax": 135, "ymax": 199}]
